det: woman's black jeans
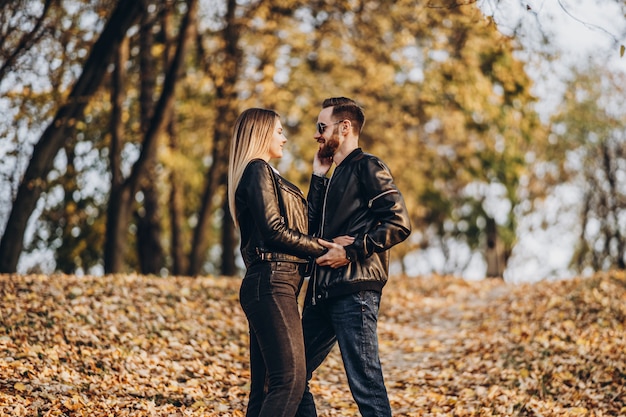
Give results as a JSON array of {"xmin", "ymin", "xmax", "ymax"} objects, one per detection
[{"xmin": 239, "ymin": 261, "xmax": 306, "ymax": 417}]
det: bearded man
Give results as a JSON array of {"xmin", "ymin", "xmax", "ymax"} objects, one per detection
[{"xmin": 296, "ymin": 97, "xmax": 412, "ymax": 417}]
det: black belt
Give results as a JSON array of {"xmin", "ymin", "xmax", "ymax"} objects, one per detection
[
  {"xmin": 257, "ymin": 251, "xmax": 306, "ymax": 263},
  {"xmin": 255, "ymin": 252, "xmax": 312, "ymax": 275}
]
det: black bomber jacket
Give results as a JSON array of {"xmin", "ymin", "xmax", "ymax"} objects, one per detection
[
  {"xmin": 236, "ymin": 159, "xmax": 327, "ymax": 268},
  {"xmin": 306, "ymin": 148, "xmax": 411, "ymax": 304}
]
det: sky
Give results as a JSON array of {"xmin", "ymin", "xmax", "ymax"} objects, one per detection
[{"xmin": 481, "ymin": 0, "xmax": 626, "ymax": 112}]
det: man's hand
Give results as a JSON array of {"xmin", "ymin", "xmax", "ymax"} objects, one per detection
[
  {"xmin": 332, "ymin": 235, "xmax": 354, "ymax": 246},
  {"xmin": 316, "ymin": 238, "xmax": 351, "ymax": 268},
  {"xmin": 313, "ymin": 150, "xmax": 332, "ymax": 177}
]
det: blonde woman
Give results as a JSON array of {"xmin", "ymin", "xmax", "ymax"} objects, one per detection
[{"xmin": 228, "ymin": 108, "xmax": 348, "ymax": 417}]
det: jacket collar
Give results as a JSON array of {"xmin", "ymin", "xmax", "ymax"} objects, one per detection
[
  {"xmin": 251, "ymin": 157, "xmax": 280, "ymax": 174},
  {"xmin": 336, "ymin": 148, "xmax": 362, "ymax": 166}
]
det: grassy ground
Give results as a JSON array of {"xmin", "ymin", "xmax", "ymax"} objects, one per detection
[{"xmin": 0, "ymin": 271, "xmax": 624, "ymax": 416}]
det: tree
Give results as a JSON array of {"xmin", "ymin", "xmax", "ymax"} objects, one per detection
[
  {"xmin": 135, "ymin": 7, "xmax": 166, "ymax": 275},
  {"xmin": 0, "ymin": 0, "xmax": 54, "ymax": 83},
  {"xmin": 188, "ymin": 0, "xmax": 242, "ymax": 276},
  {"xmin": 162, "ymin": 5, "xmax": 188, "ymax": 276},
  {"xmin": 1, "ymin": 0, "xmax": 550, "ymax": 279},
  {"xmin": 0, "ymin": 0, "xmax": 145, "ymax": 273},
  {"xmin": 551, "ymin": 67, "xmax": 626, "ymax": 272},
  {"xmin": 413, "ymin": 6, "xmax": 543, "ymax": 276},
  {"xmin": 188, "ymin": 0, "xmax": 314, "ymax": 276},
  {"xmin": 270, "ymin": 1, "xmax": 543, "ymax": 277},
  {"xmin": 104, "ymin": 0, "xmax": 198, "ymax": 274}
]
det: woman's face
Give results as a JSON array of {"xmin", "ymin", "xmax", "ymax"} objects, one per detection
[{"xmin": 266, "ymin": 118, "xmax": 287, "ymax": 160}]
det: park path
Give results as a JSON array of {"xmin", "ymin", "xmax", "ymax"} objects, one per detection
[
  {"xmin": 310, "ymin": 277, "xmax": 513, "ymax": 416},
  {"xmin": 380, "ymin": 277, "xmax": 511, "ymax": 368},
  {"xmin": 380, "ymin": 278, "xmax": 512, "ymax": 415}
]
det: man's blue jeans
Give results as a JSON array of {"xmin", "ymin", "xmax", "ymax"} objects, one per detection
[{"xmin": 296, "ymin": 290, "xmax": 392, "ymax": 417}]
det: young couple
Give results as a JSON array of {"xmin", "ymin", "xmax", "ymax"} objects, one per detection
[{"xmin": 227, "ymin": 97, "xmax": 411, "ymax": 417}]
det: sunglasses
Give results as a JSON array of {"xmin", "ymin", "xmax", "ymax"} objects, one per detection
[{"xmin": 316, "ymin": 120, "xmax": 344, "ymax": 135}]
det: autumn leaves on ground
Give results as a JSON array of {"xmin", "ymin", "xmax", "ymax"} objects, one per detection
[{"xmin": 0, "ymin": 272, "xmax": 624, "ymax": 417}]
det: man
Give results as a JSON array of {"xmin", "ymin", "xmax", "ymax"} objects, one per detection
[{"xmin": 297, "ymin": 97, "xmax": 411, "ymax": 416}]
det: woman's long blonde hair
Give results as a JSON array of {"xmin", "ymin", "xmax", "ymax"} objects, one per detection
[{"xmin": 228, "ymin": 108, "xmax": 280, "ymax": 228}]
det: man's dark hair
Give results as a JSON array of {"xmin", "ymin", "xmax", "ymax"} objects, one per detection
[
  {"xmin": 322, "ymin": 97, "xmax": 357, "ymax": 108},
  {"xmin": 322, "ymin": 97, "xmax": 366, "ymax": 134}
]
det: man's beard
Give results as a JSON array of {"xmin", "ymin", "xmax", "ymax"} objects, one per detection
[{"xmin": 318, "ymin": 129, "xmax": 340, "ymax": 158}]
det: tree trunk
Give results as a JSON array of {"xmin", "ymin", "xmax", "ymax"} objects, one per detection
[
  {"xmin": 104, "ymin": 0, "xmax": 197, "ymax": 274},
  {"xmin": 187, "ymin": 104, "xmax": 236, "ymax": 276},
  {"xmin": 168, "ymin": 129, "xmax": 187, "ymax": 275},
  {"xmin": 161, "ymin": 5, "xmax": 187, "ymax": 276},
  {"xmin": 601, "ymin": 141, "xmax": 625, "ymax": 270},
  {"xmin": 0, "ymin": 0, "xmax": 144, "ymax": 273},
  {"xmin": 188, "ymin": 0, "xmax": 241, "ymax": 276},
  {"xmin": 136, "ymin": 9, "xmax": 165, "ymax": 275},
  {"xmin": 135, "ymin": 183, "xmax": 165, "ymax": 274},
  {"xmin": 485, "ymin": 216, "xmax": 505, "ymax": 279},
  {"xmin": 104, "ymin": 35, "xmax": 130, "ymax": 274}
]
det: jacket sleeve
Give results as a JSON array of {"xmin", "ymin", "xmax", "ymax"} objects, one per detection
[
  {"xmin": 307, "ymin": 174, "xmax": 328, "ymax": 237},
  {"xmin": 240, "ymin": 160, "xmax": 327, "ymax": 258},
  {"xmin": 344, "ymin": 157, "xmax": 411, "ymax": 262}
]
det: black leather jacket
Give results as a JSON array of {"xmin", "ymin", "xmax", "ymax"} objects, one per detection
[
  {"xmin": 236, "ymin": 159, "xmax": 327, "ymax": 268},
  {"xmin": 306, "ymin": 148, "xmax": 411, "ymax": 304}
]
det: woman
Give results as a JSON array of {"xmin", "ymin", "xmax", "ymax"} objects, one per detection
[{"xmin": 228, "ymin": 108, "xmax": 343, "ymax": 417}]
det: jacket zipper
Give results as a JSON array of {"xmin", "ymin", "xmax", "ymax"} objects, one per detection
[
  {"xmin": 312, "ymin": 172, "xmax": 334, "ymax": 306},
  {"xmin": 368, "ymin": 189, "xmax": 398, "ymax": 208}
]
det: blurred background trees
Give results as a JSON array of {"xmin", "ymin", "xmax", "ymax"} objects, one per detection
[
  {"xmin": 0, "ymin": 0, "xmax": 624, "ymax": 279},
  {"xmin": 549, "ymin": 67, "xmax": 626, "ymax": 273}
]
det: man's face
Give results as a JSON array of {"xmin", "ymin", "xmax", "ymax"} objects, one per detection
[
  {"xmin": 318, "ymin": 126, "xmax": 340, "ymax": 158},
  {"xmin": 315, "ymin": 107, "xmax": 340, "ymax": 158}
]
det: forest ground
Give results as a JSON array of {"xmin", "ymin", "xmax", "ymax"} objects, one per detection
[{"xmin": 0, "ymin": 271, "xmax": 624, "ymax": 416}]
